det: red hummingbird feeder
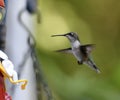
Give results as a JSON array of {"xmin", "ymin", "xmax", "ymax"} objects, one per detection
[
  {"xmin": 0, "ymin": 1, "xmax": 28, "ymax": 100},
  {"xmin": 0, "ymin": 0, "xmax": 4, "ymax": 8},
  {"xmin": 0, "ymin": 0, "xmax": 7, "ymax": 100}
]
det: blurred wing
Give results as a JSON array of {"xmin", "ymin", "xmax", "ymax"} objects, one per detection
[
  {"xmin": 80, "ymin": 44, "xmax": 95, "ymax": 55},
  {"xmin": 55, "ymin": 48, "xmax": 72, "ymax": 54}
]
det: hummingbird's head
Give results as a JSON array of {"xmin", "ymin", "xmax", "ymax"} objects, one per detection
[{"xmin": 51, "ymin": 32, "xmax": 80, "ymax": 42}]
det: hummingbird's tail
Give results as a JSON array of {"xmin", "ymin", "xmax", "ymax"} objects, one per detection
[
  {"xmin": 85, "ymin": 59, "xmax": 101, "ymax": 73},
  {"xmin": 92, "ymin": 64, "xmax": 101, "ymax": 73}
]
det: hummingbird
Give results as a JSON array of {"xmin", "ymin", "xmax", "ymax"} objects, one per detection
[{"xmin": 51, "ymin": 32, "xmax": 100, "ymax": 73}]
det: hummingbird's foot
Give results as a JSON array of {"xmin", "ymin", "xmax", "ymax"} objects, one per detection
[{"xmin": 77, "ymin": 61, "xmax": 83, "ymax": 65}]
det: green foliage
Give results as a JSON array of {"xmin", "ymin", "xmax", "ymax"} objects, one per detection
[{"xmin": 36, "ymin": 0, "xmax": 120, "ymax": 100}]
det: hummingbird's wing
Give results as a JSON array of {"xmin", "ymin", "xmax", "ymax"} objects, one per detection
[
  {"xmin": 84, "ymin": 59, "xmax": 100, "ymax": 73},
  {"xmin": 80, "ymin": 44, "xmax": 95, "ymax": 55},
  {"xmin": 55, "ymin": 48, "xmax": 72, "ymax": 54}
]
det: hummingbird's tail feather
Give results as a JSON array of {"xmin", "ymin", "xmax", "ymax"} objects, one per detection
[
  {"xmin": 92, "ymin": 64, "xmax": 101, "ymax": 73},
  {"xmin": 85, "ymin": 59, "xmax": 101, "ymax": 73},
  {"xmin": 54, "ymin": 48, "xmax": 72, "ymax": 54}
]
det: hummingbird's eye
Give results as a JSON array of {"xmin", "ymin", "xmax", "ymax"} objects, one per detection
[{"xmin": 70, "ymin": 32, "xmax": 74, "ymax": 37}]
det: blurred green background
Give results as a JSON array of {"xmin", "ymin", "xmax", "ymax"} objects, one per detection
[{"xmin": 36, "ymin": 0, "xmax": 120, "ymax": 100}]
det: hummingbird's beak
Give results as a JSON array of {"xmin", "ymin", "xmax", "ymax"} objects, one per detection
[{"xmin": 51, "ymin": 34, "xmax": 66, "ymax": 37}]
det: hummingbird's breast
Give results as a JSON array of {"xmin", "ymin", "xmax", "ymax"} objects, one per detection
[
  {"xmin": 71, "ymin": 41, "xmax": 82, "ymax": 62},
  {"xmin": 72, "ymin": 47, "xmax": 82, "ymax": 62},
  {"xmin": 72, "ymin": 40, "xmax": 80, "ymax": 48}
]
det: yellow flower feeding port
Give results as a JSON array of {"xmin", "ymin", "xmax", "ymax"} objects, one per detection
[{"xmin": 0, "ymin": 62, "xmax": 28, "ymax": 90}]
